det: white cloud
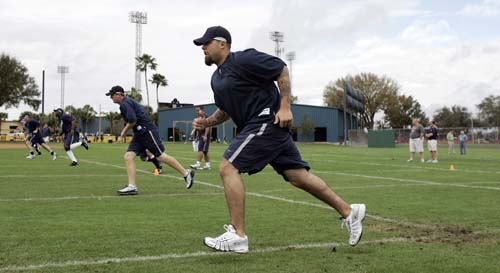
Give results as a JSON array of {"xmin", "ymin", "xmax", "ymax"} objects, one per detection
[
  {"xmin": 401, "ymin": 20, "xmax": 454, "ymax": 44},
  {"xmin": 458, "ymin": 0, "xmax": 500, "ymax": 17}
]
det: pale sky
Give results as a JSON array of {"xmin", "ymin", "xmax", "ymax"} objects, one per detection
[{"xmin": 1, "ymin": 0, "xmax": 499, "ymax": 120}]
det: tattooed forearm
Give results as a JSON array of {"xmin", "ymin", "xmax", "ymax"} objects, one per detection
[
  {"xmin": 277, "ymin": 66, "xmax": 291, "ymax": 98},
  {"xmin": 206, "ymin": 109, "xmax": 230, "ymax": 127}
]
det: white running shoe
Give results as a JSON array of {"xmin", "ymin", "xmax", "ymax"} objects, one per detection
[
  {"xmin": 341, "ymin": 204, "xmax": 366, "ymax": 246},
  {"xmin": 52, "ymin": 152, "xmax": 57, "ymax": 161},
  {"xmin": 407, "ymin": 158, "xmax": 413, "ymax": 162},
  {"xmin": 203, "ymin": 165, "xmax": 211, "ymax": 170},
  {"xmin": 184, "ymin": 169, "xmax": 195, "ymax": 189},
  {"xmin": 420, "ymin": 159, "xmax": 425, "ymax": 163},
  {"xmin": 431, "ymin": 160, "xmax": 438, "ymax": 163},
  {"xmin": 117, "ymin": 185, "xmax": 138, "ymax": 195},
  {"xmin": 426, "ymin": 159, "xmax": 433, "ymax": 163},
  {"xmin": 203, "ymin": 224, "xmax": 249, "ymax": 253},
  {"xmin": 26, "ymin": 154, "xmax": 35, "ymax": 159},
  {"xmin": 190, "ymin": 163, "xmax": 202, "ymax": 170}
]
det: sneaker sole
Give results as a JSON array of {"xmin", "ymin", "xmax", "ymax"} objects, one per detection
[
  {"xmin": 186, "ymin": 171, "xmax": 195, "ymax": 189},
  {"xmin": 350, "ymin": 204, "xmax": 366, "ymax": 247},
  {"xmin": 117, "ymin": 191, "xmax": 138, "ymax": 196},
  {"xmin": 202, "ymin": 239, "xmax": 248, "ymax": 254}
]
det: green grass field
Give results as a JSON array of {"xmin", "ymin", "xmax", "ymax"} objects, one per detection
[{"xmin": 0, "ymin": 142, "xmax": 499, "ymax": 273}]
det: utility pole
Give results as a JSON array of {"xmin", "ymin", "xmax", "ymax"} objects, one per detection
[
  {"xmin": 129, "ymin": 11, "xmax": 147, "ymax": 92},
  {"xmin": 471, "ymin": 113, "xmax": 475, "ymax": 143},
  {"xmin": 269, "ymin": 31, "xmax": 284, "ymax": 58},
  {"xmin": 41, "ymin": 70, "xmax": 45, "ymax": 114},
  {"xmin": 57, "ymin": 66, "xmax": 69, "ymax": 109}
]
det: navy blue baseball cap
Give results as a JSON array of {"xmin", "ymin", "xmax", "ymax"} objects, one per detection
[
  {"xmin": 193, "ymin": 26, "xmax": 232, "ymax": 46},
  {"xmin": 106, "ymin": 85, "xmax": 125, "ymax": 96}
]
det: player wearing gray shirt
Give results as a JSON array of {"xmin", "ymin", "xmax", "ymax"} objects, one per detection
[{"xmin": 408, "ymin": 118, "xmax": 425, "ymax": 162}]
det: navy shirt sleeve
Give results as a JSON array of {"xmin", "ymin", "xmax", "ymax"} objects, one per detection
[{"xmin": 233, "ymin": 48, "xmax": 286, "ymax": 82}]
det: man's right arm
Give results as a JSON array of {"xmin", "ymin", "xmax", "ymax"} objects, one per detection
[{"xmin": 193, "ymin": 108, "xmax": 230, "ymax": 130}]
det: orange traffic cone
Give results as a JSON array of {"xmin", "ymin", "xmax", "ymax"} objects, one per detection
[
  {"xmin": 154, "ymin": 168, "xmax": 160, "ymax": 176},
  {"xmin": 449, "ymin": 165, "xmax": 455, "ymax": 171}
]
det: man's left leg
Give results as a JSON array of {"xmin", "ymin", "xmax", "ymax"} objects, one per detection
[
  {"xmin": 40, "ymin": 143, "xmax": 57, "ymax": 160},
  {"xmin": 284, "ymin": 168, "xmax": 366, "ymax": 246}
]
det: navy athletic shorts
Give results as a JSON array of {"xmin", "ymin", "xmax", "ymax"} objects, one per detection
[
  {"xmin": 128, "ymin": 129, "xmax": 165, "ymax": 158},
  {"xmin": 29, "ymin": 132, "xmax": 45, "ymax": 145},
  {"xmin": 197, "ymin": 135, "xmax": 210, "ymax": 152},
  {"xmin": 224, "ymin": 123, "xmax": 310, "ymax": 181},
  {"xmin": 63, "ymin": 131, "xmax": 80, "ymax": 149}
]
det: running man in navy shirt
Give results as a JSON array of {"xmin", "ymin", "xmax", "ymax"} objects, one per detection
[
  {"xmin": 193, "ymin": 26, "xmax": 366, "ymax": 253},
  {"xmin": 106, "ymin": 86, "xmax": 194, "ymax": 195},
  {"xmin": 53, "ymin": 108, "xmax": 89, "ymax": 166},
  {"xmin": 21, "ymin": 115, "xmax": 57, "ymax": 160}
]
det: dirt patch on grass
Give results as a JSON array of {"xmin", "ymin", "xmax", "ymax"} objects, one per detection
[
  {"xmin": 370, "ymin": 218, "xmax": 497, "ymax": 246},
  {"xmin": 415, "ymin": 226, "xmax": 475, "ymax": 245},
  {"xmin": 0, "ymin": 143, "xmax": 26, "ymax": 149}
]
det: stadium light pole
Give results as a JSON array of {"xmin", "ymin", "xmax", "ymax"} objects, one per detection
[
  {"xmin": 57, "ymin": 66, "xmax": 69, "ymax": 109},
  {"xmin": 269, "ymin": 31, "xmax": 284, "ymax": 57},
  {"xmin": 286, "ymin": 51, "xmax": 295, "ymax": 85},
  {"xmin": 129, "ymin": 11, "xmax": 147, "ymax": 92}
]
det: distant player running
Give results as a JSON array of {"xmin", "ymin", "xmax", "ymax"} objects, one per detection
[
  {"xmin": 193, "ymin": 26, "xmax": 365, "ymax": 253},
  {"xmin": 53, "ymin": 108, "xmax": 89, "ymax": 166},
  {"xmin": 190, "ymin": 106, "xmax": 211, "ymax": 170},
  {"xmin": 106, "ymin": 85, "xmax": 194, "ymax": 195},
  {"xmin": 21, "ymin": 115, "xmax": 56, "ymax": 160}
]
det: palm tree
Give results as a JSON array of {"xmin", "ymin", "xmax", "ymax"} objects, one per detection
[
  {"xmin": 105, "ymin": 111, "xmax": 122, "ymax": 135},
  {"xmin": 18, "ymin": 111, "xmax": 38, "ymax": 121},
  {"xmin": 136, "ymin": 54, "xmax": 158, "ymax": 108},
  {"xmin": 150, "ymin": 73, "xmax": 168, "ymax": 110},
  {"xmin": 126, "ymin": 87, "xmax": 143, "ymax": 103},
  {"xmin": 79, "ymin": 105, "xmax": 97, "ymax": 133}
]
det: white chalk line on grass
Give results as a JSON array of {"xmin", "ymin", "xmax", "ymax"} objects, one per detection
[
  {"xmin": 0, "ymin": 174, "xmax": 133, "ymax": 178},
  {"xmin": 467, "ymin": 181, "xmax": 500, "ymax": 184},
  {"xmin": 174, "ymin": 155, "xmax": 500, "ymax": 176},
  {"xmin": 306, "ymin": 157, "xmax": 500, "ymax": 175},
  {"xmin": 0, "ymin": 183, "xmax": 425, "ymax": 202},
  {"xmin": 313, "ymin": 170, "xmax": 500, "ymax": 191},
  {"xmin": 0, "ymin": 192, "xmax": 222, "ymax": 202},
  {"xmin": 0, "ymin": 237, "xmax": 415, "ymax": 272},
  {"xmin": 247, "ymin": 169, "xmax": 500, "ymax": 191},
  {"xmin": 258, "ymin": 183, "xmax": 428, "ymax": 193}
]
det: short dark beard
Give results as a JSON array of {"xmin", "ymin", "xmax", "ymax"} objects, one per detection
[{"xmin": 205, "ymin": 55, "xmax": 214, "ymax": 66}]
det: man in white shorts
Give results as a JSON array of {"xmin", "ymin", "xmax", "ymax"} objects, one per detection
[
  {"xmin": 408, "ymin": 118, "xmax": 425, "ymax": 162},
  {"xmin": 425, "ymin": 120, "xmax": 438, "ymax": 163}
]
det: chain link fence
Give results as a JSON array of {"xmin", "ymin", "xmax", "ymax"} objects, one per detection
[{"xmin": 349, "ymin": 127, "xmax": 500, "ymax": 147}]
